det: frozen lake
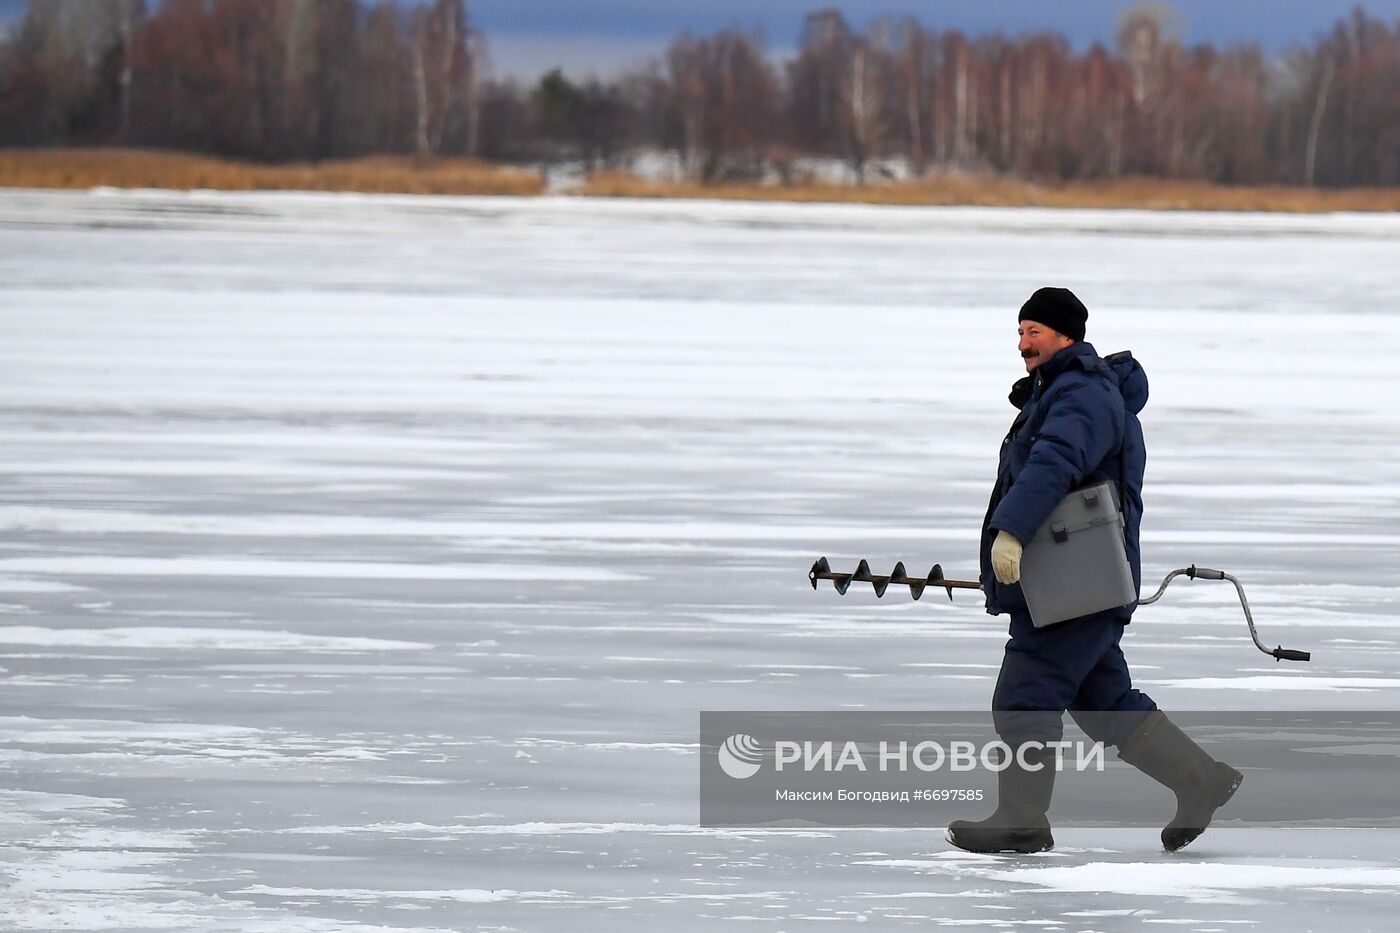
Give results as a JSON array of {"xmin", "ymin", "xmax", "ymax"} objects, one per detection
[{"xmin": 2, "ymin": 188, "xmax": 1400, "ymax": 930}]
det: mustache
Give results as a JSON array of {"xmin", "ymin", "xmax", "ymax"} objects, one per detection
[{"xmin": 1021, "ymin": 349, "xmax": 1039, "ymax": 359}]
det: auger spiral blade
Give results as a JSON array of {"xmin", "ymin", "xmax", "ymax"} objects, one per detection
[
  {"xmin": 854, "ymin": 559, "xmax": 892, "ymax": 598},
  {"xmin": 808, "ymin": 556, "xmax": 983, "ymax": 600},
  {"xmin": 929, "ymin": 563, "xmax": 955, "ymax": 601},
  {"xmin": 890, "ymin": 562, "xmax": 922, "ymax": 601}
]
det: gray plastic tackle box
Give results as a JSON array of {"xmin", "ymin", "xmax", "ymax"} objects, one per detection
[{"xmin": 1019, "ymin": 481, "xmax": 1137, "ymax": 628}]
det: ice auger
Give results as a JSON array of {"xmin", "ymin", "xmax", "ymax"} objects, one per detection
[{"xmin": 808, "ymin": 557, "xmax": 1311, "ymax": 663}]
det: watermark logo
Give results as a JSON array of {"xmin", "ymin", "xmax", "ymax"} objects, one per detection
[
  {"xmin": 718, "ymin": 733, "xmax": 764, "ymax": 779},
  {"xmin": 703, "ymin": 711, "xmax": 1400, "ymax": 828}
]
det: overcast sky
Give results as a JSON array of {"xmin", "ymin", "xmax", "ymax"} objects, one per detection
[{"xmin": 4, "ymin": 1, "xmax": 1398, "ymax": 81}]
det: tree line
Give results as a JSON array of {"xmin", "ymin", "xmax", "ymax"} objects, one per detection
[{"xmin": 3, "ymin": 1, "xmax": 1399, "ymax": 188}]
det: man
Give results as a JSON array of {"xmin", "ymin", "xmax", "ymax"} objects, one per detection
[{"xmin": 946, "ymin": 286, "xmax": 1243, "ymax": 855}]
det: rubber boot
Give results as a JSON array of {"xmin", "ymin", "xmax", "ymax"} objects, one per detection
[
  {"xmin": 1117, "ymin": 711, "xmax": 1243, "ymax": 852},
  {"xmin": 946, "ymin": 747, "xmax": 1056, "ymax": 854}
]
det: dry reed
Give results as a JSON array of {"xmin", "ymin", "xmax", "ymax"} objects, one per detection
[
  {"xmin": 5, "ymin": 149, "xmax": 1399, "ymax": 212},
  {"xmin": 0, "ymin": 148, "xmax": 545, "ymax": 196},
  {"xmin": 580, "ymin": 169, "xmax": 1400, "ymax": 213}
]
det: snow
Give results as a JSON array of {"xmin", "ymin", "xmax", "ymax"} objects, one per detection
[
  {"xmin": 1, "ymin": 187, "xmax": 1399, "ymax": 930},
  {"xmin": 1003, "ymin": 860, "xmax": 1400, "ymax": 904}
]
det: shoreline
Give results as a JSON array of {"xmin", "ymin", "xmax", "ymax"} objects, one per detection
[{"xmin": 4, "ymin": 148, "xmax": 1400, "ymax": 214}]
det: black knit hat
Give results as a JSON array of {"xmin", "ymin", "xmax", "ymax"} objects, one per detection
[{"xmin": 1019, "ymin": 287, "xmax": 1087, "ymax": 341}]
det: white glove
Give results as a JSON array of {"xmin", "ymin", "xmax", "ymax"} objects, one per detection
[{"xmin": 991, "ymin": 530, "xmax": 1023, "ymax": 584}]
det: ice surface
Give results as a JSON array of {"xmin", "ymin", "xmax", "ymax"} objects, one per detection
[
  {"xmin": 2, "ymin": 188, "xmax": 1399, "ymax": 930},
  {"xmin": 0, "ymin": 555, "xmax": 638, "ymax": 582},
  {"xmin": 0, "ymin": 625, "xmax": 429, "ymax": 652}
]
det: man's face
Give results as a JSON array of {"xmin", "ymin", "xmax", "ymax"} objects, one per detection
[{"xmin": 1018, "ymin": 319, "xmax": 1074, "ymax": 373}]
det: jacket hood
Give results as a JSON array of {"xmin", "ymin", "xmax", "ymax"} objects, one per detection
[{"xmin": 1103, "ymin": 349, "xmax": 1149, "ymax": 415}]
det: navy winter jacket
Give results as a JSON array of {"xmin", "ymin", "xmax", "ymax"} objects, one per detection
[{"xmin": 979, "ymin": 341, "xmax": 1148, "ymax": 619}]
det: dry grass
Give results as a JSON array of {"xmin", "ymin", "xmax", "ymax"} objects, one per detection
[
  {"xmin": 0, "ymin": 148, "xmax": 545, "ymax": 196},
  {"xmin": 6, "ymin": 149, "xmax": 1399, "ymax": 212},
  {"xmin": 581, "ymin": 169, "xmax": 1400, "ymax": 213}
]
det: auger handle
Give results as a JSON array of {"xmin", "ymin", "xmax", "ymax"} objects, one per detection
[{"xmin": 1140, "ymin": 565, "xmax": 1312, "ymax": 663}]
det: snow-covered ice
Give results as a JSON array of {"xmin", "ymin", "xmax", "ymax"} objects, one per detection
[{"xmin": 2, "ymin": 188, "xmax": 1399, "ymax": 930}]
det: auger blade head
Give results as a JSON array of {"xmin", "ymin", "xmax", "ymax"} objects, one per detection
[{"xmin": 809, "ymin": 556, "xmax": 829, "ymax": 590}]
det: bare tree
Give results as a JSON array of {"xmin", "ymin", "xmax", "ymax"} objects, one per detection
[
  {"xmin": 1116, "ymin": 3, "xmax": 1182, "ymax": 175},
  {"xmin": 1304, "ymin": 56, "xmax": 1335, "ymax": 186},
  {"xmin": 787, "ymin": 9, "xmax": 854, "ymax": 159},
  {"xmin": 893, "ymin": 19, "xmax": 933, "ymax": 174},
  {"xmin": 845, "ymin": 43, "xmax": 873, "ymax": 177},
  {"xmin": 665, "ymin": 29, "xmax": 776, "ymax": 182},
  {"xmin": 945, "ymin": 32, "xmax": 973, "ymax": 166},
  {"xmin": 3, "ymin": 0, "xmax": 145, "ymax": 143},
  {"xmin": 355, "ymin": 1, "xmax": 413, "ymax": 153},
  {"xmin": 410, "ymin": 0, "xmax": 471, "ymax": 157},
  {"xmin": 667, "ymin": 34, "xmax": 704, "ymax": 177}
]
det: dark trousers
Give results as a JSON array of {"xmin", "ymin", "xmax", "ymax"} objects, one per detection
[{"xmin": 992, "ymin": 609, "xmax": 1157, "ymax": 748}]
